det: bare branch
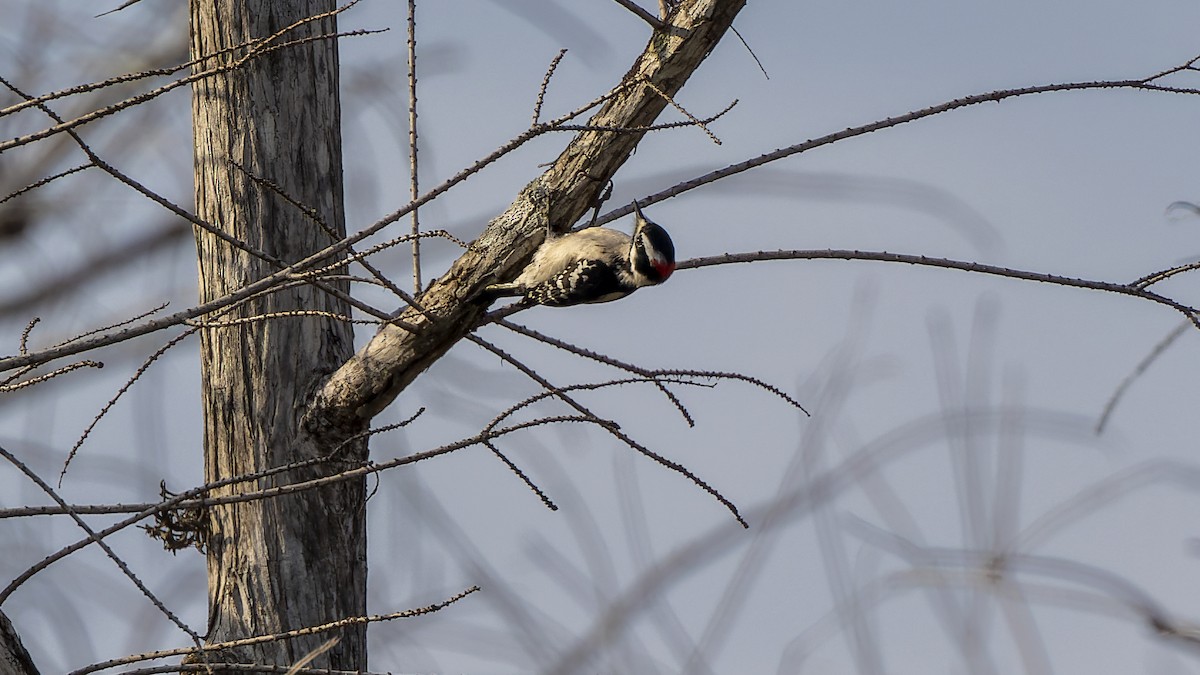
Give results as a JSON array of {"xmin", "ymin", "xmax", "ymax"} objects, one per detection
[
  {"xmin": 51, "ymin": 302, "xmax": 171, "ymax": 349},
  {"xmin": 679, "ymin": 249, "xmax": 1200, "ymax": 327},
  {"xmin": 533, "ymin": 49, "xmax": 569, "ymax": 124},
  {"xmin": 225, "ymin": 159, "xmax": 429, "ymax": 332},
  {"xmin": 0, "ymin": 360, "xmax": 103, "ymax": 392},
  {"xmin": 611, "ymin": 0, "xmax": 666, "ymax": 30},
  {"xmin": 95, "ymin": 0, "xmax": 146, "ymax": 17},
  {"xmin": 1131, "ymin": 260, "xmax": 1200, "ymax": 289},
  {"xmin": 1095, "ymin": 321, "xmax": 1191, "ymax": 434},
  {"xmin": 59, "ymin": 329, "xmax": 196, "ymax": 483},
  {"xmin": 119, "ymin": 665, "xmax": 390, "ymax": 675},
  {"xmin": 593, "ymin": 59, "xmax": 1200, "ymax": 225},
  {"xmin": 0, "ymin": 75, "xmax": 285, "ymax": 276},
  {"xmin": 309, "ymin": 0, "xmax": 751, "ymax": 433},
  {"xmin": 0, "ymin": 444, "xmax": 205, "ymax": 651},
  {"xmin": 0, "ymin": 163, "xmax": 92, "ymax": 205},
  {"xmin": 551, "ymin": 97, "xmax": 737, "ymax": 135},
  {"xmin": 497, "ymin": 318, "xmax": 698, "ymax": 426},
  {"xmin": 641, "ymin": 78, "xmax": 727, "ymax": 144},
  {"xmin": 482, "ymin": 437, "xmax": 560, "ymax": 511},
  {"xmin": 18, "ymin": 319, "xmax": 38, "ymax": 355},
  {"xmin": 0, "ymin": 9, "xmax": 381, "ymax": 154},
  {"xmin": 184, "ymin": 310, "xmax": 378, "ymax": 329},
  {"xmin": 407, "ymin": 0, "xmax": 422, "ymax": 293},
  {"xmin": 68, "ymin": 586, "xmax": 479, "ymax": 675},
  {"xmin": 730, "ymin": 25, "xmax": 768, "ymax": 79},
  {"xmin": 0, "ymin": 76, "xmax": 628, "ymax": 374},
  {"xmin": 0, "ymin": 413, "xmax": 586, "ymax": 599},
  {"xmin": 469, "ymin": 335, "xmax": 748, "ymax": 527}
]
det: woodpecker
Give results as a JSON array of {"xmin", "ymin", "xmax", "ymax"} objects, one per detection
[{"xmin": 483, "ymin": 202, "xmax": 675, "ymax": 307}]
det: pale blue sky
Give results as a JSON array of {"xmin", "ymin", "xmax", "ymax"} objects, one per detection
[{"xmin": 4, "ymin": 1, "xmax": 1200, "ymax": 672}]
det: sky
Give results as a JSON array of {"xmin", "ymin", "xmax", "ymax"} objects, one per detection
[{"xmin": 4, "ymin": 0, "xmax": 1200, "ymax": 673}]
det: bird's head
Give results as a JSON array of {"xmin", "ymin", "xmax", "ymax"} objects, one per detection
[{"xmin": 631, "ymin": 201, "xmax": 676, "ymax": 285}]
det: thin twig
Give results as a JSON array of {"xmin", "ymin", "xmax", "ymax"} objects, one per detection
[
  {"xmin": 0, "ymin": 3, "xmax": 379, "ymax": 153},
  {"xmin": 730, "ymin": 25, "xmax": 768, "ymax": 79},
  {"xmin": 0, "ymin": 79, "xmax": 634, "ymax": 374},
  {"xmin": 67, "ymin": 586, "xmax": 480, "ymax": 675},
  {"xmin": 0, "ymin": 443, "xmax": 206, "ymax": 653},
  {"xmin": 2, "ymin": 302, "xmax": 166, "ymax": 389},
  {"xmin": 1, "ymin": 44, "xmax": 233, "ymax": 118},
  {"xmin": 497, "ymin": 318, "xmax": 696, "ymax": 426},
  {"xmin": 475, "ymin": 375, "xmax": 721, "ymax": 510},
  {"xmin": 59, "ymin": 329, "xmax": 197, "ymax": 485},
  {"xmin": 611, "ymin": 0, "xmax": 666, "ymax": 29},
  {"xmin": 469, "ymin": 335, "xmax": 748, "ymax": 527},
  {"xmin": 482, "ymin": 438, "xmax": 559, "ymax": 511},
  {"xmin": 95, "ymin": 0, "xmax": 144, "ymax": 17},
  {"xmin": 96, "ymin": 665, "xmax": 391, "ymax": 675},
  {"xmin": 286, "ymin": 637, "xmax": 339, "ymax": 674},
  {"xmin": 184, "ymin": 310, "xmax": 379, "ymax": 328},
  {"xmin": 642, "ymin": 78, "xmax": 726, "ymax": 144},
  {"xmin": 54, "ymin": 302, "xmax": 172, "ymax": 349},
  {"xmin": 0, "ymin": 75, "xmax": 285, "ymax": 278},
  {"xmin": 300, "ymin": 229, "xmax": 464, "ymax": 279},
  {"xmin": 551, "ymin": 97, "xmax": 737, "ymax": 136},
  {"xmin": 0, "ymin": 163, "xmax": 92, "ymax": 205},
  {"xmin": 1131, "ymin": 260, "xmax": 1200, "ymax": 289},
  {"xmin": 679, "ymin": 249, "xmax": 1200, "ymax": 328},
  {"xmin": 533, "ymin": 49, "xmax": 569, "ymax": 125},
  {"xmin": 592, "ymin": 67, "xmax": 1200, "ymax": 227},
  {"xmin": 0, "ymin": 360, "xmax": 103, "ymax": 392},
  {"xmin": 1095, "ymin": 320, "xmax": 1191, "ymax": 434},
  {"xmin": 19, "ymin": 318, "xmax": 38, "ymax": 354},
  {"xmin": 483, "ymin": 377, "xmax": 706, "ymax": 432},
  {"xmin": 0, "ymin": 415, "xmax": 583, "ymax": 599},
  {"xmin": 225, "ymin": 158, "xmax": 430, "ymax": 331},
  {"xmin": 407, "ymin": 0, "xmax": 422, "ymax": 293},
  {"xmin": 229, "ymin": 159, "xmax": 327, "ymax": 234},
  {"xmin": 654, "ymin": 368, "xmax": 807, "ymax": 414}
]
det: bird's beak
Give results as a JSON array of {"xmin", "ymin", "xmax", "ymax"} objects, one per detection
[{"xmin": 633, "ymin": 201, "xmax": 645, "ymax": 221}]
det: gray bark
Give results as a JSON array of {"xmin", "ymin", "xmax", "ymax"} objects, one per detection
[
  {"xmin": 0, "ymin": 610, "xmax": 38, "ymax": 675},
  {"xmin": 185, "ymin": 0, "xmax": 743, "ymax": 670},
  {"xmin": 190, "ymin": 0, "xmax": 366, "ymax": 670}
]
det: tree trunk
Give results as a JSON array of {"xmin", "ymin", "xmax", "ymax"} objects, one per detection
[
  {"xmin": 190, "ymin": 0, "xmax": 366, "ymax": 669},
  {"xmin": 185, "ymin": 0, "xmax": 743, "ymax": 669}
]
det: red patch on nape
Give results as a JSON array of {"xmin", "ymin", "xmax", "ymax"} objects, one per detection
[{"xmin": 656, "ymin": 260, "xmax": 676, "ymax": 280}]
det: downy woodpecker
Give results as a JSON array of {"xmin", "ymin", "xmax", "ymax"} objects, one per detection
[{"xmin": 483, "ymin": 202, "xmax": 675, "ymax": 307}]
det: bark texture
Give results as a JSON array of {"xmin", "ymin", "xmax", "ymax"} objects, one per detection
[
  {"xmin": 190, "ymin": 1, "xmax": 366, "ymax": 669},
  {"xmin": 309, "ymin": 0, "xmax": 747, "ymax": 433},
  {"xmin": 185, "ymin": 0, "xmax": 743, "ymax": 669},
  {"xmin": 0, "ymin": 610, "xmax": 39, "ymax": 675}
]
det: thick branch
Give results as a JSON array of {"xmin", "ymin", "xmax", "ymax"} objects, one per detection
[
  {"xmin": 0, "ymin": 610, "xmax": 39, "ymax": 675},
  {"xmin": 306, "ymin": 0, "xmax": 746, "ymax": 435}
]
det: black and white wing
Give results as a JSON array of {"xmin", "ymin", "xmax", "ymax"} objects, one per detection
[{"xmin": 523, "ymin": 258, "xmax": 635, "ymax": 307}]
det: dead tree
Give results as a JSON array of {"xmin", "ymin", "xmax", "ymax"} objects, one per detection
[
  {"xmin": 189, "ymin": 0, "xmax": 367, "ymax": 668},
  {"xmin": 187, "ymin": 0, "xmax": 745, "ymax": 668}
]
